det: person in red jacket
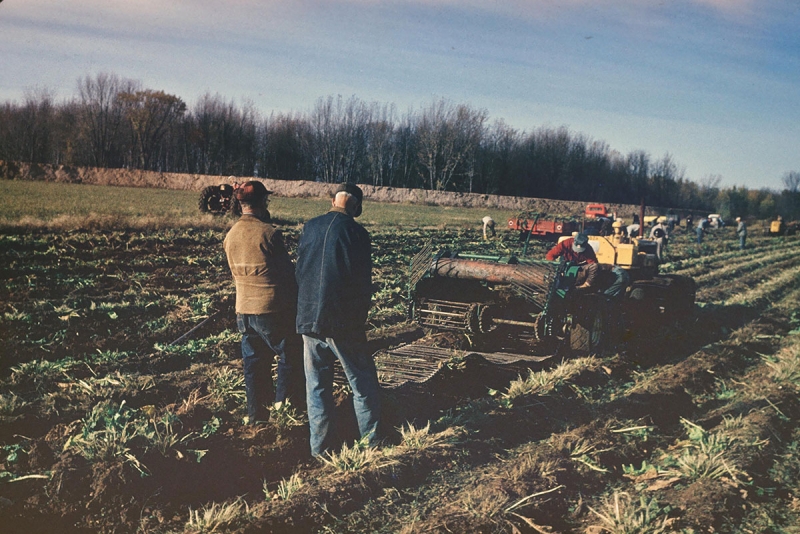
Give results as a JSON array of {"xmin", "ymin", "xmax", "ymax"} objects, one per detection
[{"xmin": 545, "ymin": 233, "xmax": 598, "ymax": 264}]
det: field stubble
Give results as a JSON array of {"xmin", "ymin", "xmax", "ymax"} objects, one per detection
[{"xmin": 1, "ymin": 182, "xmax": 800, "ymax": 533}]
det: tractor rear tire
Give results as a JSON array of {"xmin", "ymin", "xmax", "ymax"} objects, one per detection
[
  {"xmin": 568, "ymin": 296, "xmax": 606, "ymax": 357},
  {"xmin": 198, "ymin": 186, "xmax": 225, "ymax": 215}
]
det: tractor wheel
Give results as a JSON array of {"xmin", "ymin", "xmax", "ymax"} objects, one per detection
[
  {"xmin": 198, "ymin": 186, "xmax": 225, "ymax": 215},
  {"xmin": 568, "ymin": 296, "xmax": 606, "ymax": 357}
]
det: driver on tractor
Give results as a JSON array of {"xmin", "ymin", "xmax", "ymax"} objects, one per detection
[{"xmin": 545, "ymin": 233, "xmax": 598, "ymax": 264}]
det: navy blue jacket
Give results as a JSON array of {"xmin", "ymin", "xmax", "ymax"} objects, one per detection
[{"xmin": 295, "ymin": 208, "xmax": 372, "ymax": 336}]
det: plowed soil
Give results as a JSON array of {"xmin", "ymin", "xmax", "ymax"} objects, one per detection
[{"xmin": 2, "ymin": 219, "xmax": 800, "ymax": 533}]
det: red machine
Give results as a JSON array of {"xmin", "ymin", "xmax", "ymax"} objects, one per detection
[{"xmin": 507, "ymin": 212, "xmax": 578, "ymax": 241}]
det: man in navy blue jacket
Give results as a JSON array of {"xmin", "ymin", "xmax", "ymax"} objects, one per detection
[{"xmin": 295, "ymin": 183, "xmax": 380, "ymax": 458}]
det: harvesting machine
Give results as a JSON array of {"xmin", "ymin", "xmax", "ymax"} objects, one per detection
[{"xmin": 376, "ymin": 230, "xmax": 696, "ymax": 381}]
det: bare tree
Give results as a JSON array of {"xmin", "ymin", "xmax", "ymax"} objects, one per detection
[
  {"xmin": 258, "ymin": 112, "xmax": 312, "ymax": 181},
  {"xmin": 12, "ymin": 88, "xmax": 57, "ymax": 164},
  {"xmin": 625, "ymin": 150, "xmax": 650, "ymax": 204},
  {"xmin": 118, "ymin": 90, "xmax": 186, "ymax": 170},
  {"xmin": 309, "ymin": 95, "xmax": 370, "ymax": 183},
  {"xmin": 649, "ymin": 153, "xmax": 684, "ymax": 207},
  {"xmin": 184, "ymin": 93, "xmax": 258, "ymax": 176},
  {"xmin": 782, "ymin": 171, "xmax": 800, "ymax": 193},
  {"xmin": 415, "ymin": 99, "xmax": 487, "ymax": 191},
  {"xmin": 477, "ymin": 119, "xmax": 520, "ymax": 194},
  {"xmin": 364, "ymin": 102, "xmax": 398, "ymax": 186},
  {"xmin": 77, "ymin": 73, "xmax": 137, "ymax": 168}
]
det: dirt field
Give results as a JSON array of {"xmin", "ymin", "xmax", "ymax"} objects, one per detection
[{"xmin": 2, "ymin": 208, "xmax": 800, "ymax": 532}]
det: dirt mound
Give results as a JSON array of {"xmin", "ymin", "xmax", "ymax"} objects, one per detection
[{"xmin": 0, "ymin": 160, "xmax": 662, "ymax": 216}]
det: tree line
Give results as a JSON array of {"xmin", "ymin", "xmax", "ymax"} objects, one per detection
[{"xmin": 1, "ymin": 73, "xmax": 798, "ymax": 220}]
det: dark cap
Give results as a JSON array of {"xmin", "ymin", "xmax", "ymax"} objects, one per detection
[
  {"xmin": 235, "ymin": 181, "xmax": 272, "ymax": 204},
  {"xmin": 335, "ymin": 182, "xmax": 363, "ymax": 203},
  {"xmin": 572, "ymin": 233, "xmax": 589, "ymax": 253}
]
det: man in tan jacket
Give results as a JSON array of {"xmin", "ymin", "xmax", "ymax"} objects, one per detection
[{"xmin": 223, "ymin": 181, "xmax": 304, "ymax": 424}]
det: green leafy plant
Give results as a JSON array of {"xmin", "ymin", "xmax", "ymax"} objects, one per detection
[
  {"xmin": 270, "ymin": 399, "xmax": 305, "ymax": 431},
  {"xmin": 200, "ymin": 416, "xmax": 222, "ymax": 438},
  {"xmin": 264, "ymin": 473, "xmax": 304, "ymax": 501},
  {"xmin": 207, "ymin": 367, "xmax": 246, "ymax": 412},
  {"xmin": 11, "ymin": 358, "xmax": 76, "ymax": 388},
  {"xmin": 63, "ymin": 400, "xmax": 149, "ymax": 475},
  {"xmin": 143, "ymin": 410, "xmax": 194, "ymax": 457},
  {"xmin": 588, "ymin": 492, "xmax": 673, "ymax": 534},
  {"xmin": 504, "ymin": 356, "xmax": 600, "ymax": 402},
  {"xmin": 660, "ymin": 419, "xmax": 745, "ymax": 483},
  {"xmin": 562, "ymin": 438, "xmax": 610, "ymax": 473},
  {"xmin": 185, "ymin": 498, "xmax": 250, "ymax": 533},
  {"xmin": 318, "ymin": 435, "xmax": 397, "ymax": 473},
  {"xmin": 765, "ymin": 345, "xmax": 800, "ymax": 388},
  {"xmin": 0, "ymin": 392, "xmax": 28, "ymax": 416},
  {"xmin": 398, "ymin": 421, "xmax": 461, "ymax": 451},
  {"xmin": 1, "ymin": 442, "xmax": 29, "ymax": 465}
]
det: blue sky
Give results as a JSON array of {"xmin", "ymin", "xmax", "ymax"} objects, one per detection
[{"xmin": 2, "ymin": 0, "xmax": 799, "ymax": 191}]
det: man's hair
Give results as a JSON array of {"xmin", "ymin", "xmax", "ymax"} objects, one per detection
[
  {"xmin": 333, "ymin": 183, "xmax": 363, "ymax": 217},
  {"xmin": 334, "ymin": 191, "xmax": 354, "ymax": 203}
]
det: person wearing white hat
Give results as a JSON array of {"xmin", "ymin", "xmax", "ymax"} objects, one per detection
[
  {"xmin": 648, "ymin": 217, "xmax": 669, "ymax": 261},
  {"xmin": 736, "ymin": 217, "xmax": 747, "ymax": 250}
]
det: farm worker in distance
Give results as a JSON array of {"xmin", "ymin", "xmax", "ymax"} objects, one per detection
[
  {"xmin": 223, "ymin": 181, "xmax": 305, "ymax": 425},
  {"xmin": 574, "ymin": 262, "xmax": 630, "ymax": 299},
  {"xmin": 696, "ymin": 218, "xmax": 709, "ymax": 244},
  {"xmin": 648, "ymin": 216, "xmax": 669, "ymax": 261},
  {"xmin": 295, "ymin": 182, "xmax": 381, "ymax": 458},
  {"xmin": 736, "ymin": 217, "xmax": 747, "ymax": 250},
  {"xmin": 611, "ymin": 220, "xmax": 628, "ymax": 245},
  {"xmin": 482, "ymin": 215, "xmax": 496, "ymax": 240},
  {"xmin": 545, "ymin": 232, "xmax": 598, "ymax": 264},
  {"xmin": 597, "ymin": 216, "xmax": 613, "ymax": 236}
]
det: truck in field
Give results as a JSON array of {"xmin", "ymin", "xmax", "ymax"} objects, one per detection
[{"xmin": 584, "ymin": 203, "xmax": 609, "ymax": 219}]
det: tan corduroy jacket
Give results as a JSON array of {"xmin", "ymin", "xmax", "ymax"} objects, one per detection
[{"xmin": 223, "ymin": 215, "xmax": 297, "ymax": 315}]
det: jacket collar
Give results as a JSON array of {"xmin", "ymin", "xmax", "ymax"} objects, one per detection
[
  {"xmin": 240, "ymin": 213, "xmax": 269, "ymax": 223},
  {"xmin": 328, "ymin": 207, "xmax": 351, "ymax": 216}
]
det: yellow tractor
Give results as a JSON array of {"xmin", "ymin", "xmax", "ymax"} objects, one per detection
[
  {"xmin": 580, "ymin": 231, "xmax": 695, "ymax": 317},
  {"xmin": 766, "ymin": 216, "xmax": 798, "ymax": 236}
]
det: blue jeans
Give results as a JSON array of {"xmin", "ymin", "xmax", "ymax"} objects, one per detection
[
  {"xmin": 237, "ymin": 313, "xmax": 305, "ymax": 423},
  {"xmin": 604, "ymin": 266, "xmax": 630, "ymax": 298},
  {"xmin": 696, "ymin": 227, "xmax": 703, "ymax": 244},
  {"xmin": 303, "ymin": 332, "xmax": 381, "ymax": 457}
]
